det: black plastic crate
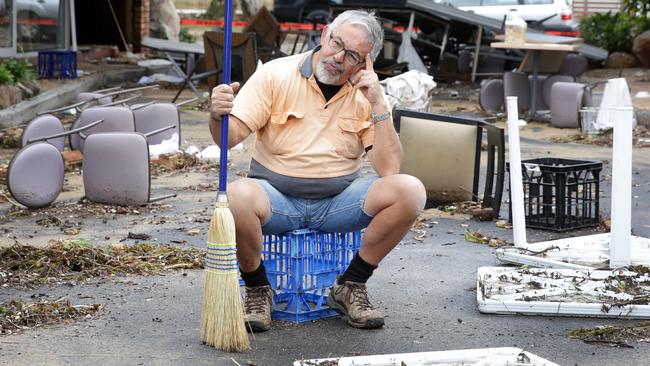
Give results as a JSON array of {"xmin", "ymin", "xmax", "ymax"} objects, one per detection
[{"xmin": 507, "ymin": 158, "xmax": 602, "ymax": 231}]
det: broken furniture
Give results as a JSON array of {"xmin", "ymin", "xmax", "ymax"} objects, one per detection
[
  {"xmin": 243, "ymin": 6, "xmax": 285, "ymax": 62},
  {"xmin": 82, "ymin": 126, "xmax": 177, "ymax": 206},
  {"xmin": 130, "ymin": 97, "xmax": 196, "ymax": 147},
  {"xmin": 550, "ymin": 82, "xmax": 589, "ymax": 128},
  {"xmin": 478, "ymin": 78, "xmax": 504, "ymax": 112},
  {"xmin": 69, "ymin": 106, "xmax": 136, "ymax": 152},
  {"xmin": 203, "ymin": 31, "xmax": 258, "ymax": 92},
  {"xmin": 260, "ymin": 229, "xmax": 361, "ymax": 322},
  {"xmin": 39, "ymin": 85, "xmax": 159, "ymax": 116},
  {"xmin": 8, "ymin": 119, "xmax": 103, "ymax": 208},
  {"xmin": 491, "ymin": 41, "xmax": 579, "ymax": 118},
  {"xmin": 141, "ymin": 36, "xmax": 206, "ymax": 103},
  {"xmin": 7, "ymin": 143, "xmax": 65, "ymax": 208},
  {"xmin": 393, "ymin": 109, "xmax": 505, "ymax": 217},
  {"xmin": 503, "ymin": 71, "xmax": 530, "ymax": 113}
]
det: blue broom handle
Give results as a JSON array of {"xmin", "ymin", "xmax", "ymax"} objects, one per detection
[{"xmin": 219, "ymin": 0, "xmax": 233, "ymax": 193}]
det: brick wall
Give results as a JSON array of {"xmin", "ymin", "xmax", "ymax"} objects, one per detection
[{"xmin": 133, "ymin": 0, "xmax": 150, "ymax": 52}]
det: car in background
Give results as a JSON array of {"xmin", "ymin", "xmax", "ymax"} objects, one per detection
[
  {"xmin": 273, "ymin": 0, "xmax": 399, "ymax": 23},
  {"xmin": 437, "ymin": 0, "xmax": 578, "ymax": 36},
  {"xmin": 17, "ymin": 0, "xmax": 60, "ymax": 41}
]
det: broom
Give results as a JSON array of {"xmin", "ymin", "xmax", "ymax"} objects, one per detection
[{"xmin": 200, "ymin": 0, "xmax": 250, "ymax": 352}]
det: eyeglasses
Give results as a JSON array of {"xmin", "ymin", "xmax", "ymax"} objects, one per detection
[{"xmin": 328, "ymin": 33, "xmax": 363, "ymax": 66}]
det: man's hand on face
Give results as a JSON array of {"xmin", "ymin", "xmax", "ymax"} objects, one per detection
[
  {"xmin": 210, "ymin": 82, "xmax": 240, "ymax": 119},
  {"xmin": 349, "ymin": 54, "xmax": 384, "ymax": 107}
]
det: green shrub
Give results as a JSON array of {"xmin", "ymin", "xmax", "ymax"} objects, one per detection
[
  {"xmin": 0, "ymin": 63, "xmax": 14, "ymax": 85},
  {"xmin": 621, "ymin": 0, "xmax": 650, "ymax": 34},
  {"xmin": 579, "ymin": 12, "xmax": 636, "ymax": 53},
  {"xmin": 179, "ymin": 27, "xmax": 197, "ymax": 43},
  {"xmin": 3, "ymin": 58, "xmax": 35, "ymax": 83},
  {"xmin": 203, "ymin": 0, "xmax": 224, "ymax": 20}
]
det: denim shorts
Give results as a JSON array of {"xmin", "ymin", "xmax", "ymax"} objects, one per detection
[{"xmin": 251, "ymin": 176, "xmax": 378, "ymax": 235}]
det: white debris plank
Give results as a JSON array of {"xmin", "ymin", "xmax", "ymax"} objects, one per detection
[
  {"xmin": 495, "ymin": 233, "xmax": 650, "ymax": 268},
  {"xmin": 478, "ymin": 267, "xmax": 650, "ymax": 318},
  {"xmin": 294, "ymin": 347, "xmax": 559, "ymax": 366}
]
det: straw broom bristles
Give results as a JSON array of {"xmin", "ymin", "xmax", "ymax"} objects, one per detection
[{"xmin": 200, "ymin": 195, "xmax": 250, "ymax": 352}]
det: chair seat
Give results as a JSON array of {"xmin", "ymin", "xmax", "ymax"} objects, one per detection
[
  {"xmin": 21, "ymin": 114, "xmax": 66, "ymax": 151},
  {"xmin": 82, "ymin": 132, "xmax": 150, "ymax": 206},
  {"xmin": 70, "ymin": 106, "xmax": 135, "ymax": 152},
  {"xmin": 550, "ymin": 81, "xmax": 586, "ymax": 128},
  {"xmin": 133, "ymin": 103, "xmax": 181, "ymax": 146},
  {"xmin": 8, "ymin": 142, "xmax": 64, "ymax": 208}
]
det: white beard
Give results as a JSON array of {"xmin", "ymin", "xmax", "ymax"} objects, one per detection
[{"xmin": 315, "ymin": 59, "xmax": 344, "ymax": 85}]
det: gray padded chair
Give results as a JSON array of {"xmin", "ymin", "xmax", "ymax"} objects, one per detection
[
  {"xmin": 82, "ymin": 126, "xmax": 177, "ymax": 206},
  {"xmin": 132, "ymin": 103, "xmax": 181, "ymax": 146},
  {"xmin": 69, "ymin": 106, "xmax": 135, "ymax": 152},
  {"xmin": 503, "ymin": 71, "xmax": 530, "ymax": 113},
  {"xmin": 20, "ymin": 115, "xmax": 66, "ymax": 151},
  {"xmin": 550, "ymin": 81, "xmax": 587, "ymax": 128},
  {"xmin": 559, "ymin": 53, "xmax": 588, "ymax": 78},
  {"xmin": 7, "ymin": 142, "xmax": 65, "ymax": 208},
  {"xmin": 541, "ymin": 74, "xmax": 574, "ymax": 111},
  {"xmin": 479, "ymin": 79, "xmax": 504, "ymax": 113}
]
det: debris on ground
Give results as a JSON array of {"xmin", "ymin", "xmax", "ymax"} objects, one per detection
[
  {"xmin": 6, "ymin": 200, "xmax": 174, "ymax": 222},
  {"xmin": 150, "ymin": 152, "xmax": 209, "ymax": 175},
  {"xmin": 464, "ymin": 229, "xmax": 509, "ymax": 247},
  {"xmin": 0, "ymin": 127, "xmax": 22, "ymax": 148},
  {"xmin": 568, "ymin": 322, "xmax": 650, "ymax": 348},
  {"xmin": 0, "ymin": 297, "xmax": 102, "ymax": 335},
  {"xmin": 443, "ymin": 201, "xmax": 496, "ymax": 221},
  {"xmin": 551, "ymin": 126, "xmax": 650, "ymax": 147},
  {"xmin": 0, "ymin": 239, "xmax": 204, "ymax": 287}
]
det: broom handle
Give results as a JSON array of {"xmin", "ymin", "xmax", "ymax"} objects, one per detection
[{"xmin": 219, "ymin": 0, "xmax": 234, "ymax": 194}]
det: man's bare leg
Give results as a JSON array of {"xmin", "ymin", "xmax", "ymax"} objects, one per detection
[
  {"xmin": 226, "ymin": 178, "xmax": 271, "ymax": 272},
  {"xmin": 360, "ymin": 174, "xmax": 427, "ymax": 265}
]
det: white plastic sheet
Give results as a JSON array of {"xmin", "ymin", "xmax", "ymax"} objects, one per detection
[
  {"xmin": 595, "ymin": 78, "xmax": 636, "ymax": 130},
  {"xmin": 148, "ymin": 132, "xmax": 180, "ymax": 157},
  {"xmin": 397, "ymin": 32, "xmax": 428, "ymax": 74},
  {"xmin": 380, "ymin": 69, "xmax": 436, "ymax": 112}
]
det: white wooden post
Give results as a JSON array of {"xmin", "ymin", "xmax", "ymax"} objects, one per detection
[
  {"xmin": 610, "ymin": 106, "xmax": 634, "ymax": 267},
  {"xmin": 506, "ymin": 97, "xmax": 527, "ymax": 247}
]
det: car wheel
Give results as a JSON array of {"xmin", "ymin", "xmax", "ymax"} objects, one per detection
[{"xmin": 301, "ymin": 7, "xmax": 329, "ymax": 24}]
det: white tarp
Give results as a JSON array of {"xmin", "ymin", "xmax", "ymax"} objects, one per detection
[
  {"xmin": 380, "ymin": 69, "xmax": 436, "ymax": 112},
  {"xmin": 595, "ymin": 78, "xmax": 636, "ymax": 130}
]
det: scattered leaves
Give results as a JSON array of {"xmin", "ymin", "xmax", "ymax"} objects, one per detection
[
  {"xmin": 568, "ymin": 322, "xmax": 650, "ymax": 348},
  {"xmin": 0, "ymin": 239, "xmax": 204, "ymax": 287},
  {"xmin": 0, "ymin": 298, "xmax": 102, "ymax": 335},
  {"xmin": 464, "ymin": 229, "xmax": 508, "ymax": 247}
]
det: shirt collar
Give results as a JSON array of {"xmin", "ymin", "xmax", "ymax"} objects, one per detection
[{"xmin": 300, "ymin": 45, "xmax": 321, "ymax": 78}]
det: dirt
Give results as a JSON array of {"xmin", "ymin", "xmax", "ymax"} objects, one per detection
[{"xmin": 569, "ymin": 322, "xmax": 650, "ymax": 348}]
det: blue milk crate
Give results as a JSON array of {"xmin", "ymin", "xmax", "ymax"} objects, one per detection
[
  {"xmin": 262, "ymin": 229, "xmax": 361, "ymax": 322},
  {"xmin": 38, "ymin": 50, "xmax": 77, "ymax": 79}
]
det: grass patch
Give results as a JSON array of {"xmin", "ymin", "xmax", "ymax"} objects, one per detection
[
  {"xmin": 0, "ymin": 239, "xmax": 204, "ymax": 287},
  {"xmin": 0, "ymin": 298, "xmax": 102, "ymax": 335}
]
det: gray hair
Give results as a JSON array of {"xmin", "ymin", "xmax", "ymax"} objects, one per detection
[{"xmin": 328, "ymin": 10, "xmax": 384, "ymax": 61}]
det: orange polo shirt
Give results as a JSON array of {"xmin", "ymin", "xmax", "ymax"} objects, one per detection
[{"xmin": 230, "ymin": 49, "xmax": 375, "ymax": 179}]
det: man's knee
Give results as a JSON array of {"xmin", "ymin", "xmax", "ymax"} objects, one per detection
[
  {"xmin": 226, "ymin": 178, "xmax": 270, "ymax": 218},
  {"xmin": 366, "ymin": 174, "xmax": 426, "ymax": 216},
  {"xmin": 392, "ymin": 174, "xmax": 426, "ymax": 214}
]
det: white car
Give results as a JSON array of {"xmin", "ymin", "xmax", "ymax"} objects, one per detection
[{"xmin": 437, "ymin": 0, "xmax": 579, "ymax": 36}]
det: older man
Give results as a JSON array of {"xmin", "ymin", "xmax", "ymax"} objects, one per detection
[{"xmin": 210, "ymin": 9, "xmax": 426, "ymax": 332}]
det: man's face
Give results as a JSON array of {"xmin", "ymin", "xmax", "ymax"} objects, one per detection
[{"xmin": 315, "ymin": 23, "xmax": 373, "ymax": 85}]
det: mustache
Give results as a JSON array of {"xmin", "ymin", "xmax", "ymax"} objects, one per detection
[{"xmin": 320, "ymin": 58, "xmax": 344, "ymax": 73}]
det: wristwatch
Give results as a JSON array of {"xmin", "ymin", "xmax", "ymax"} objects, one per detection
[{"xmin": 370, "ymin": 110, "xmax": 391, "ymax": 124}]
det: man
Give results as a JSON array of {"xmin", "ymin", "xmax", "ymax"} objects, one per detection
[{"xmin": 210, "ymin": 9, "xmax": 426, "ymax": 332}]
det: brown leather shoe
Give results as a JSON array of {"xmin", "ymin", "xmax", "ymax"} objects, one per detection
[
  {"xmin": 244, "ymin": 285, "xmax": 273, "ymax": 332},
  {"xmin": 326, "ymin": 280, "xmax": 384, "ymax": 329}
]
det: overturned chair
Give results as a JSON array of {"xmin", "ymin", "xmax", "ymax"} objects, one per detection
[
  {"xmin": 82, "ymin": 126, "xmax": 178, "ymax": 206},
  {"xmin": 8, "ymin": 118, "xmax": 103, "ymax": 208},
  {"xmin": 393, "ymin": 109, "xmax": 505, "ymax": 217}
]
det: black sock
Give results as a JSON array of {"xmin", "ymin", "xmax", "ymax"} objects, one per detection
[
  {"xmin": 339, "ymin": 252, "xmax": 377, "ymax": 284},
  {"xmin": 240, "ymin": 261, "xmax": 270, "ymax": 287}
]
